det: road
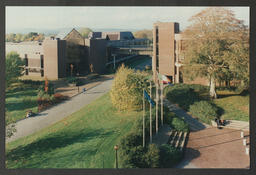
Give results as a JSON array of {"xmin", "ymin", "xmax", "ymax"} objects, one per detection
[{"xmin": 6, "ymin": 58, "xmax": 151, "ymax": 143}]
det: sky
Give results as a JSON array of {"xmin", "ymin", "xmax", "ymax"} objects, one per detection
[{"xmin": 6, "ymin": 6, "xmax": 249, "ymax": 32}]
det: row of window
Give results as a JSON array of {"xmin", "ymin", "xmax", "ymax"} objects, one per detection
[{"xmin": 24, "ymin": 55, "xmax": 44, "ymax": 68}]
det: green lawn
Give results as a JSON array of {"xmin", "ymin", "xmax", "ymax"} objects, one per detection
[
  {"xmin": 6, "ymin": 93, "xmax": 141, "ymax": 168},
  {"xmin": 5, "ymin": 83, "xmax": 39, "ymax": 124},
  {"xmin": 125, "ymin": 56, "xmax": 151, "ymax": 68},
  {"xmin": 164, "ymin": 84, "xmax": 249, "ymax": 122},
  {"xmin": 214, "ymin": 90, "xmax": 249, "ymax": 121}
]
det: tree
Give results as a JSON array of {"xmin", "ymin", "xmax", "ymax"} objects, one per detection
[
  {"xmin": 78, "ymin": 27, "xmax": 93, "ymax": 38},
  {"xmin": 226, "ymin": 28, "xmax": 249, "ymax": 89},
  {"xmin": 6, "ymin": 52, "xmax": 25, "ymax": 86},
  {"xmin": 110, "ymin": 64, "xmax": 148, "ymax": 111},
  {"xmin": 133, "ymin": 29, "xmax": 153, "ymax": 41},
  {"xmin": 182, "ymin": 7, "xmax": 248, "ymax": 98}
]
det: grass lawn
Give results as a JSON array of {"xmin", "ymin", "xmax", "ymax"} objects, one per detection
[
  {"xmin": 125, "ymin": 55, "xmax": 151, "ymax": 68},
  {"xmin": 214, "ymin": 90, "xmax": 249, "ymax": 121},
  {"xmin": 6, "ymin": 93, "xmax": 141, "ymax": 168},
  {"xmin": 5, "ymin": 83, "xmax": 39, "ymax": 124},
  {"xmin": 164, "ymin": 84, "xmax": 249, "ymax": 122}
]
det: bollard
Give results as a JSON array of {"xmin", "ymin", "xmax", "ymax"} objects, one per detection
[
  {"xmin": 241, "ymin": 131, "xmax": 244, "ymax": 138},
  {"xmin": 245, "ymin": 147, "xmax": 249, "ymax": 155},
  {"xmin": 243, "ymin": 139, "xmax": 247, "ymax": 146}
]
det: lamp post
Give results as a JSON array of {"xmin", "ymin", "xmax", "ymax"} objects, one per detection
[
  {"xmin": 114, "ymin": 145, "xmax": 119, "ymax": 169},
  {"xmin": 150, "ymin": 81, "xmax": 152, "ymax": 143},
  {"xmin": 143, "ymin": 88, "xmax": 145, "ymax": 147},
  {"xmin": 112, "ymin": 54, "xmax": 116, "ymax": 70}
]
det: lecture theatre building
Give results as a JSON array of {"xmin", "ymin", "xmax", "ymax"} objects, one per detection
[{"xmin": 5, "ymin": 29, "xmax": 138, "ymax": 80}]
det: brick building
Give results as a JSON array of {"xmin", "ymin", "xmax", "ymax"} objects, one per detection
[{"xmin": 152, "ymin": 22, "xmax": 209, "ymax": 85}]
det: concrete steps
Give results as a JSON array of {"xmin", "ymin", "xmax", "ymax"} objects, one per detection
[
  {"xmin": 211, "ymin": 120, "xmax": 249, "ymax": 131},
  {"xmin": 168, "ymin": 130, "xmax": 188, "ymax": 152},
  {"xmin": 225, "ymin": 120, "xmax": 249, "ymax": 131}
]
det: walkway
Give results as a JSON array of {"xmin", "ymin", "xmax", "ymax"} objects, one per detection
[
  {"xmin": 163, "ymin": 99, "xmax": 250, "ymax": 168},
  {"xmin": 6, "ymin": 58, "xmax": 152, "ymax": 143},
  {"xmin": 152, "ymin": 124, "xmax": 172, "ymax": 145},
  {"xmin": 6, "ymin": 79, "xmax": 113, "ymax": 143},
  {"xmin": 163, "ymin": 98, "xmax": 210, "ymax": 131}
]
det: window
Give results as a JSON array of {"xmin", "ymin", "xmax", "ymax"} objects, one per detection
[
  {"xmin": 41, "ymin": 70, "xmax": 44, "ymax": 77},
  {"xmin": 156, "ymin": 26, "xmax": 159, "ymax": 43},
  {"xmin": 156, "ymin": 55, "xmax": 159, "ymax": 71},
  {"xmin": 40, "ymin": 55, "xmax": 44, "ymax": 68}
]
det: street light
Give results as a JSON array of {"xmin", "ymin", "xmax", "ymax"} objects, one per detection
[{"xmin": 114, "ymin": 145, "xmax": 119, "ymax": 169}]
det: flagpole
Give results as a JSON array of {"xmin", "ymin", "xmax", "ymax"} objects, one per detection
[
  {"xmin": 161, "ymin": 81, "xmax": 164, "ymax": 126},
  {"xmin": 156, "ymin": 80, "xmax": 159, "ymax": 134},
  {"xmin": 150, "ymin": 81, "xmax": 152, "ymax": 143},
  {"xmin": 143, "ymin": 89, "xmax": 145, "ymax": 148}
]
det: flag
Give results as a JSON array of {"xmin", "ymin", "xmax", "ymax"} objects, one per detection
[{"xmin": 144, "ymin": 90, "xmax": 155, "ymax": 106}]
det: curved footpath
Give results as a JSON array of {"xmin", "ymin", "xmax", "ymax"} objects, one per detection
[
  {"xmin": 6, "ymin": 79, "xmax": 113, "ymax": 143},
  {"xmin": 6, "ymin": 58, "xmax": 151, "ymax": 143}
]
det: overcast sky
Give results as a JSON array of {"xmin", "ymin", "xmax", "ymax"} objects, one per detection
[{"xmin": 6, "ymin": 6, "xmax": 249, "ymax": 32}]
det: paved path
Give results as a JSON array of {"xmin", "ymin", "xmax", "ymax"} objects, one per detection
[
  {"xmin": 163, "ymin": 99, "xmax": 250, "ymax": 168},
  {"xmin": 6, "ymin": 79, "xmax": 113, "ymax": 143},
  {"xmin": 152, "ymin": 124, "xmax": 172, "ymax": 145},
  {"xmin": 6, "ymin": 58, "xmax": 152, "ymax": 143},
  {"xmin": 163, "ymin": 98, "xmax": 210, "ymax": 131}
]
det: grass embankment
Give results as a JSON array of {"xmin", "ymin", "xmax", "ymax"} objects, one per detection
[
  {"xmin": 5, "ymin": 82, "xmax": 39, "ymax": 124},
  {"xmin": 164, "ymin": 84, "xmax": 249, "ymax": 122},
  {"xmin": 125, "ymin": 55, "xmax": 151, "ymax": 68},
  {"xmin": 6, "ymin": 93, "xmax": 141, "ymax": 168}
]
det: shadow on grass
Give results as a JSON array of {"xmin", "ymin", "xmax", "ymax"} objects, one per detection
[
  {"xmin": 6, "ymin": 129, "xmax": 114, "ymax": 162},
  {"xmin": 6, "ymin": 101, "xmax": 37, "ymax": 112},
  {"xmin": 6, "ymin": 89, "xmax": 37, "ymax": 99}
]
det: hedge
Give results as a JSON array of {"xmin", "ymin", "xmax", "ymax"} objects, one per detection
[{"xmin": 189, "ymin": 101, "xmax": 218, "ymax": 124}]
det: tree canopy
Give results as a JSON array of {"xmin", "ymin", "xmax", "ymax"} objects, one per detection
[
  {"xmin": 133, "ymin": 29, "xmax": 153, "ymax": 41},
  {"xmin": 6, "ymin": 51, "xmax": 25, "ymax": 86},
  {"xmin": 77, "ymin": 27, "xmax": 93, "ymax": 38},
  {"xmin": 6, "ymin": 32, "xmax": 45, "ymax": 42},
  {"xmin": 182, "ymin": 7, "xmax": 249, "ymax": 98}
]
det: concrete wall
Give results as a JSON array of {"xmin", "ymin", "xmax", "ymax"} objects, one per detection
[
  {"xmin": 6, "ymin": 41, "xmax": 43, "ymax": 57},
  {"xmin": 153, "ymin": 22, "xmax": 179, "ymax": 83},
  {"xmin": 88, "ymin": 39, "xmax": 107, "ymax": 74},
  {"xmin": 57, "ymin": 40, "xmax": 67, "ymax": 78},
  {"xmin": 43, "ymin": 38, "xmax": 66, "ymax": 79}
]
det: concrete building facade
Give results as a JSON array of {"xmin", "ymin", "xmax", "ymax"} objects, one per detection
[
  {"xmin": 6, "ymin": 38, "xmax": 66, "ymax": 79},
  {"xmin": 152, "ymin": 21, "xmax": 209, "ymax": 85},
  {"xmin": 5, "ymin": 29, "xmax": 138, "ymax": 79},
  {"xmin": 152, "ymin": 22, "xmax": 179, "ymax": 83}
]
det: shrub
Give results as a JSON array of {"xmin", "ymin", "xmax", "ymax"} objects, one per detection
[
  {"xmin": 110, "ymin": 64, "xmax": 147, "ymax": 111},
  {"xmin": 66, "ymin": 76, "xmax": 82, "ymax": 86},
  {"xmin": 171, "ymin": 117, "xmax": 189, "ymax": 132},
  {"xmin": 189, "ymin": 101, "xmax": 218, "ymax": 124},
  {"xmin": 144, "ymin": 144, "xmax": 160, "ymax": 168},
  {"xmin": 164, "ymin": 84, "xmax": 200, "ymax": 110},
  {"xmin": 159, "ymin": 144, "xmax": 183, "ymax": 168},
  {"xmin": 120, "ymin": 146, "xmax": 146, "ymax": 168}
]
